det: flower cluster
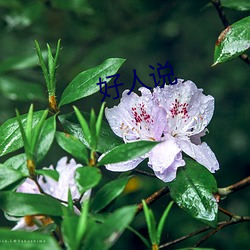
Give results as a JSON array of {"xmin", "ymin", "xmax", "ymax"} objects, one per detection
[
  {"xmin": 104, "ymin": 79, "xmax": 219, "ymax": 182},
  {"xmin": 11, "ymin": 157, "xmax": 89, "ymax": 231}
]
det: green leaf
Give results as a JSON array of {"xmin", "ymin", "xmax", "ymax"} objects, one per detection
[
  {"xmin": 36, "ymin": 169, "xmax": 59, "ymax": 181},
  {"xmin": 168, "ymin": 159, "xmax": 218, "ymax": 227},
  {"xmin": 62, "ymin": 215, "xmax": 80, "ymax": 250},
  {"xmin": 213, "ymin": 16, "xmax": 250, "ymax": 65},
  {"xmin": 59, "ymin": 58, "xmax": 126, "ymax": 106},
  {"xmin": 221, "ymin": 0, "xmax": 250, "ymax": 11},
  {"xmin": 75, "ymin": 167, "xmax": 102, "ymax": 194},
  {"xmin": 59, "ymin": 112, "xmax": 123, "ymax": 153},
  {"xmin": 4, "ymin": 153, "xmax": 28, "ymax": 175},
  {"xmin": 0, "ymin": 76, "xmax": 46, "ymax": 102},
  {"xmin": 56, "ymin": 131, "xmax": 89, "ymax": 165},
  {"xmin": 89, "ymin": 108, "xmax": 97, "ymax": 150},
  {"xmin": 157, "ymin": 201, "xmax": 174, "ymax": 244},
  {"xmin": 36, "ymin": 116, "xmax": 56, "ymax": 162},
  {"xmin": 142, "ymin": 200, "xmax": 157, "ymax": 245},
  {"xmin": 96, "ymin": 102, "xmax": 105, "ymax": 140},
  {"xmin": 83, "ymin": 205, "xmax": 137, "ymax": 250},
  {"xmin": 0, "ymin": 110, "xmax": 44, "ymax": 157},
  {"xmin": 0, "ymin": 228, "xmax": 60, "ymax": 250},
  {"xmin": 91, "ymin": 176, "xmax": 132, "ymax": 213},
  {"xmin": 0, "ymin": 192, "xmax": 65, "ymax": 216},
  {"xmin": 97, "ymin": 141, "xmax": 159, "ymax": 166},
  {"xmin": 73, "ymin": 106, "xmax": 91, "ymax": 147},
  {"xmin": 0, "ymin": 164, "xmax": 27, "ymax": 190},
  {"xmin": 176, "ymin": 248, "xmax": 216, "ymax": 250}
]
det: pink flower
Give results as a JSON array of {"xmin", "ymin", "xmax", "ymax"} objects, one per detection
[
  {"xmin": 104, "ymin": 79, "xmax": 219, "ymax": 182},
  {"xmin": 12, "ymin": 157, "xmax": 90, "ymax": 231}
]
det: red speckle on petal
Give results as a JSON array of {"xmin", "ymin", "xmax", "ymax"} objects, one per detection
[
  {"xmin": 170, "ymin": 99, "xmax": 190, "ymax": 121},
  {"xmin": 131, "ymin": 103, "xmax": 153, "ymax": 125}
]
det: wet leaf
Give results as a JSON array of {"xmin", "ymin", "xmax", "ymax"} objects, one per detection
[
  {"xmin": 0, "ymin": 192, "xmax": 65, "ymax": 216},
  {"xmin": 213, "ymin": 16, "xmax": 250, "ymax": 65},
  {"xmin": 59, "ymin": 58, "xmax": 125, "ymax": 106},
  {"xmin": 0, "ymin": 111, "xmax": 44, "ymax": 157},
  {"xmin": 168, "ymin": 159, "xmax": 218, "ymax": 227}
]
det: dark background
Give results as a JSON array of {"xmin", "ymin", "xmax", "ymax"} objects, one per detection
[{"xmin": 0, "ymin": 0, "xmax": 249, "ymax": 249}]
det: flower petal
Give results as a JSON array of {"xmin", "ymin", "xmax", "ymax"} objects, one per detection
[
  {"xmin": 179, "ymin": 139, "xmax": 219, "ymax": 173},
  {"xmin": 16, "ymin": 178, "xmax": 40, "ymax": 194},
  {"xmin": 105, "ymin": 157, "xmax": 145, "ymax": 172},
  {"xmin": 154, "ymin": 79, "xmax": 214, "ymax": 136},
  {"xmin": 105, "ymin": 88, "xmax": 167, "ymax": 142},
  {"xmin": 148, "ymin": 137, "xmax": 185, "ymax": 182}
]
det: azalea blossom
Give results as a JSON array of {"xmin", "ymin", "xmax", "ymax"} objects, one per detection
[
  {"xmin": 104, "ymin": 79, "xmax": 219, "ymax": 182},
  {"xmin": 11, "ymin": 157, "xmax": 89, "ymax": 231}
]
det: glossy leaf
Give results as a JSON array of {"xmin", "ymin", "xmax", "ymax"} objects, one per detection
[
  {"xmin": 56, "ymin": 131, "xmax": 89, "ymax": 165},
  {"xmin": 0, "ymin": 111, "xmax": 44, "ymax": 157},
  {"xmin": 36, "ymin": 116, "xmax": 55, "ymax": 162},
  {"xmin": 221, "ymin": 0, "xmax": 250, "ymax": 11},
  {"xmin": 59, "ymin": 113, "xmax": 123, "ymax": 153},
  {"xmin": 36, "ymin": 169, "xmax": 59, "ymax": 181},
  {"xmin": 0, "ymin": 76, "xmax": 46, "ymax": 102},
  {"xmin": 91, "ymin": 176, "xmax": 132, "ymax": 213},
  {"xmin": 4, "ymin": 153, "xmax": 28, "ymax": 175},
  {"xmin": 0, "ymin": 192, "xmax": 65, "ymax": 216},
  {"xmin": 83, "ymin": 205, "xmax": 137, "ymax": 250},
  {"xmin": 168, "ymin": 159, "xmax": 218, "ymax": 227},
  {"xmin": 213, "ymin": 16, "xmax": 250, "ymax": 65},
  {"xmin": 75, "ymin": 167, "xmax": 102, "ymax": 194},
  {"xmin": 59, "ymin": 58, "xmax": 126, "ymax": 106},
  {"xmin": 0, "ymin": 228, "xmax": 60, "ymax": 250},
  {"xmin": 0, "ymin": 164, "xmax": 27, "ymax": 190},
  {"xmin": 97, "ymin": 141, "xmax": 158, "ymax": 166}
]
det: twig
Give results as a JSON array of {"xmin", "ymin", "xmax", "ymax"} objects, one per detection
[
  {"xmin": 134, "ymin": 169, "xmax": 156, "ymax": 178},
  {"xmin": 218, "ymin": 206, "xmax": 235, "ymax": 218},
  {"xmin": 136, "ymin": 186, "xmax": 169, "ymax": 215},
  {"xmin": 193, "ymin": 216, "xmax": 250, "ymax": 247},
  {"xmin": 211, "ymin": 0, "xmax": 250, "ymax": 66},
  {"xmin": 159, "ymin": 216, "xmax": 250, "ymax": 249},
  {"xmin": 218, "ymin": 176, "xmax": 250, "ymax": 198}
]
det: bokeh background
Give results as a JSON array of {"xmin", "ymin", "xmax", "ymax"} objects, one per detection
[{"xmin": 0, "ymin": 0, "xmax": 249, "ymax": 249}]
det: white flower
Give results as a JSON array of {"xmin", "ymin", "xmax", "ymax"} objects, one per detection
[
  {"xmin": 12, "ymin": 157, "xmax": 90, "ymax": 231},
  {"xmin": 103, "ymin": 79, "xmax": 219, "ymax": 182}
]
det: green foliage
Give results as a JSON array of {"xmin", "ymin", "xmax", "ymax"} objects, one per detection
[
  {"xmin": 59, "ymin": 58, "xmax": 126, "ymax": 107},
  {"xmin": 213, "ymin": 16, "xmax": 250, "ymax": 65},
  {"xmin": 0, "ymin": 110, "xmax": 44, "ymax": 157},
  {"xmin": 0, "ymin": 164, "xmax": 26, "ymax": 190},
  {"xmin": 168, "ymin": 159, "xmax": 218, "ymax": 227},
  {"xmin": 75, "ymin": 167, "xmax": 102, "ymax": 194},
  {"xmin": 142, "ymin": 200, "xmax": 174, "ymax": 247},
  {"xmin": 59, "ymin": 112, "xmax": 123, "ymax": 153},
  {"xmin": 0, "ymin": 192, "xmax": 66, "ymax": 216},
  {"xmin": 91, "ymin": 176, "xmax": 132, "ymax": 213},
  {"xmin": 97, "ymin": 140, "xmax": 158, "ymax": 166},
  {"xmin": 56, "ymin": 131, "xmax": 89, "ymax": 165},
  {"xmin": 83, "ymin": 205, "xmax": 137, "ymax": 250}
]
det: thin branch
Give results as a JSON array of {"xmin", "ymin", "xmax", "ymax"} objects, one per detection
[
  {"xmin": 136, "ymin": 186, "xmax": 169, "ymax": 215},
  {"xmin": 218, "ymin": 206, "xmax": 235, "ymax": 218},
  {"xmin": 159, "ymin": 216, "xmax": 250, "ymax": 249},
  {"xmin": 134, "ymin": 169, "xmax": 156, "ymax": 178},
  {"xmin": 211, "ymin": 0, "xmax": 250, "ymax": 66},
  {"xmin": 193, "ymin": 216, "xmax": 250, "ymax": 247},
  {"xmin": 218, "ymin": 176, "xmax": 250, "ymax": 198}
]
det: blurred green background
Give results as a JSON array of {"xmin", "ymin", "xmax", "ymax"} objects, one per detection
[{"xmin": 0, "ymin": 0, "xmax": 249, "ymax": 249}]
